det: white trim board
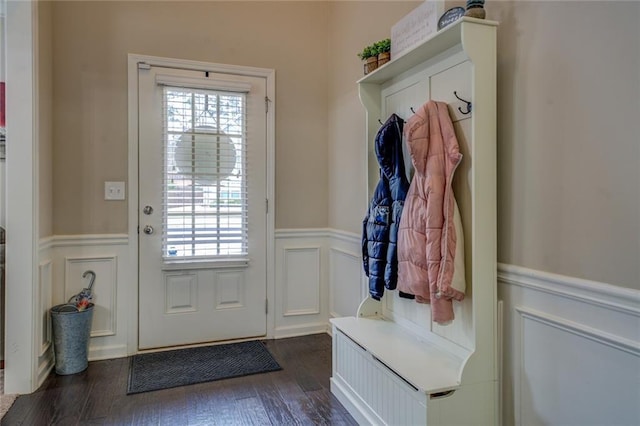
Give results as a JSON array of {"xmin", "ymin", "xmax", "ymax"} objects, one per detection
[
  {"xmin": 516, "ymin": 306, "xmax": 639, "ymax": 356},
  {"xmin": 51, "ymin": 234, "xmax": 128, "ymax": 247},
  {"xmin": 498, "ymin": 263, "xmax": 640, "ymax": 317},
  {"xmin": 275, "ymin": 228, "xmax": 332, "ymax": 240},
  {"xmin": 4, "ymin": 0, "xmax": 39, "ymax": 394}
]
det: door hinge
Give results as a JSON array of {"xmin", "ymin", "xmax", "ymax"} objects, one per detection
[
  {"xmin": 138, "ymin": 62, "xmax": 151, "ymax": 70},
  {"xmin": 266, "ymin": 198, "xmax": 269, "ymax": 214},
  {"xmin": 265, "ymin": 299, "xmax": 268, "ymax": 315},
  {"xmin": 265, "ymin": 96, "xmax": 271, "ymax": 113},
  {"xmin": 137, "ymin": 226, "xmax": 140, "ymax": 234}
]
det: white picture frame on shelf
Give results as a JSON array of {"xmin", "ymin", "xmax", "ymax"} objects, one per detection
[{"xmin": 391, "ymin": 0, "xmax": 444, "ymax": 60}]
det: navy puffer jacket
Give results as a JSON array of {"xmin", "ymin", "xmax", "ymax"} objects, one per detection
[{"xmin": 362, "ymin": 114, "xmax": 411, "ymax": 300}]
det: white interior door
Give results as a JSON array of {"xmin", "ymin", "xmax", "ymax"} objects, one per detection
[{"xmin": 137, "ymin": 64, "xmax": 267, "ymax": 350}]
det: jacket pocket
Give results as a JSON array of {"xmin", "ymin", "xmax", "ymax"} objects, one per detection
[
  {"xmin": 371, "ymin": 205, "xmax": 390, "ymax": 226},
  {"xmin": 366, "ymin": 205, "xmax": 390, "ymax": 256}
]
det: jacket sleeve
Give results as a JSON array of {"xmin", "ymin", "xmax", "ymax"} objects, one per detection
[
  {"xmin": 436, "ymin": 102, "xmax": 463, "ymax": 301},
  {"xmin": 361, "ymin": 209, "xmax": 370, "ymax": 277},
  {"xmin": 384, "ymin": 199, "xmax": 403, "ymax": 290},
  {"xmin": 367, "ymin": 204, "xmax": 390, "ymax": 300},
  {"xmin": 364, "ymin": 182, "xmax": 391, "ymax": 300}
]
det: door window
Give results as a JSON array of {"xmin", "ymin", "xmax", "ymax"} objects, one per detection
[{"xmin": 162, "ymin": 87, "xmax": 247, "ymax": 260}]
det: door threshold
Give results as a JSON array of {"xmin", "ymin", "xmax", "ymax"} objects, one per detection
[{"xmin": 136, "ymin": 334, "xmax": 268, "ymax": 355}]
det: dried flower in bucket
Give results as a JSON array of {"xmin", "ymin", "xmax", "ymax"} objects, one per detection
[{"xmin": 68, "ymin": 270, "xmax": 96, "ymax": 311}]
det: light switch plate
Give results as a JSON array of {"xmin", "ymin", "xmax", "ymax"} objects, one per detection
[{"xmin": 105, "ymin": 181, "xmax": 126, "ymax": 200}]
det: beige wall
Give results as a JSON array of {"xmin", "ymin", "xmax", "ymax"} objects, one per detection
[
  {"xmin": 51, "ymin": 1, "xmax": 328, "ymax": 234},
  {"xmin": 490, "ymin": 1, "xmax": 639, "ymax": 290},
  {"xmin": 38, "ymin": 0, "xmax": 53, "ymax": 238},
  {"xmin": 327, "ymin": 1, "xmax": 420, "ymax": 233}
]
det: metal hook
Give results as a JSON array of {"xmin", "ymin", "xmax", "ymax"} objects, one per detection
[
  {"xmin": 453, "ymin": 91, "xmax": 472, "ymax": 115},
  {"xmin": 378, "ymin": 119, "xmax": 384, "ymax": 125},
  {"xmin": 410, "ymin": 107, "xmax": 416, "ymax": 113}
]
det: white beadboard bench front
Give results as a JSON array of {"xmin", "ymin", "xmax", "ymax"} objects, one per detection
[{"xmin": 331, "ymin": 316, "xmax": 467, "ymax": 394}]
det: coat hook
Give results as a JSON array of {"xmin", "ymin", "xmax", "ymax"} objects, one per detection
[
  {"xmin": 378, "ymin": 119, "xmax": 384, "ymax": 125},
  {"xmin": 410, "ymin": 107, "xmax": 416, "ymax": 113},
  {"xmin": 453, "ymin": 91, "xmax": 472, "ymax": 115}
]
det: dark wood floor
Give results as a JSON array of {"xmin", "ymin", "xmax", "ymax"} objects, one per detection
[{"xmin": 2, "ymin": 334, "xmax": 356, "ymax": 426}]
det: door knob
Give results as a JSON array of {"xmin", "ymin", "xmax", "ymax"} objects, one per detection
[
  {"xmin": 143, "ymin": 225, "xmax": 154, "ymax": 235},
  {"xmin": 143, "ymin": 205, "xmax": 154, "ymax": 215}
]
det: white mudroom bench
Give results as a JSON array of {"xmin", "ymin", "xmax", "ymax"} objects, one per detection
[{"xmin": 331, "ymin": 17, "xmax": 499, "ymax": 426}]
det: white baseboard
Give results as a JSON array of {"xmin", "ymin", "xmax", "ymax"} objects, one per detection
[
  {"xmin": 89, "ymin": 344, "xmax": 128, "ymax": 361},
  {"xmin": 37, "ymin": 352, "xmax": 54, "ymax": 388},
  {"xmin": 274, "ymin": 323, "xmax": 330, "ymax": 340}
]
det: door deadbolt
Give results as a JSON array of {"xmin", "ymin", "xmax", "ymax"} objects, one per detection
[
  {"xmin": 143, "ymin": 225, "xmax": 154, "ymax": 235},
  {"xmin": 143, "ymin": 205, "xmax": 154, "ymax": 215}
]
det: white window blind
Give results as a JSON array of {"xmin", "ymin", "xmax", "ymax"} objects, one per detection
[
  {"xmin": 162, "ymin": 86, "xmax": 248, "ymax": 260},
  {"xmin": 156, "ymin": 74, "xmax": 252, "ymax": 93}
]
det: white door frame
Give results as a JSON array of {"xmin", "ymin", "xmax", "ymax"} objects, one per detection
[
  {"xmin": 126, "ymin": 54, "xmax": 276, "ymax": 354},
  {"xmin": 4, "ymin": 0, "xmax": 39, "ymax": 394}
]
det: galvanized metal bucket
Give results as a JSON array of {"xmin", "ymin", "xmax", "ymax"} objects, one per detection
[{"xmin": 50, "ymin": 303, "xmax": 94, "ymax": 375}]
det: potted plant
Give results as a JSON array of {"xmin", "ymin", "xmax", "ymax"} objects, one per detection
[
  {"xmin": 375, "ymin": 38, "xmax": 391, "ymax": 67},
  {"xmin": 358, "ymin": 45, "xmax": 378, "ymax": 74}
]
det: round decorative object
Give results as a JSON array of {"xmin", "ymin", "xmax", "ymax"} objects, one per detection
[
  {"xmin": 465, "ymin": 0, "xmax": 486, "ymax": 19},
  {"xmin": 466, "ymin": 0, "xmax": 485, "ymax": 9},
  {"xmin": 438, "ymin": 7, "xmax": 465, "ymax": 30},
  {"xmin": 175, "ymin": 126, "xmax": 237, "ymax": 184}
]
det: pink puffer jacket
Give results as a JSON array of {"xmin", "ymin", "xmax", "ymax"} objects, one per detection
[{"xmin": 397, "ymin": 100, "xmax": 465, "ymax": 324}]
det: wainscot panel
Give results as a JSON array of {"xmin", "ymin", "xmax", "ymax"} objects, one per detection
[
  {"xmin": 283, "ymin": 247, "xmax": 321, "ymax": 316},
  {"xmin": 498, "ymin": 263, "xmax": 640, "ymax": 426},
  {"xmin": 274, "ymin": 229, "xmax": 364, "ymax": 338},
  {"xmin": 328, "ymin": 230, "xmax": 363, "ymax": 320},
  {"xmin": 274, "ymin": 229, "xmax": 329, "ymax": 338}
]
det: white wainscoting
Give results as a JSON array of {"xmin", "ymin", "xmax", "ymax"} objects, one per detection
[
  {"xmin": 282, "ymin": 247, "xmax": 321, "ymax": 317},
  {"xmin": 328, "ymin": 230, "xmax": 364, "ymax": 320},
  {"xmin": 35, "ymin": 230, "xmax": 639, "ymax": 425},
  {"xmin": 274, "ymin": 229, "xmax": 363, "ymax": 339},
  {"xmin": 39, "ymin": 234, "xmax": 131, "ymax": 371},
  {"xmin": 274, "ymin": 229, "xmax": 328, "ymax": 338},
  {"xmin": 37, "ymin": 229, "xmax": 360, "ymax": 370},
  {"xmin": 498, "ymin": 264, "xmax": 640, "ymax": 426}
]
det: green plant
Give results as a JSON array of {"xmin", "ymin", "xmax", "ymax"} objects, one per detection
[
  {"xmin": 358, "ymin": 38, "xmax": 392, "ymax": 60},
  {"xmin": 374, "ymin": 38, "xmax": 391, "ymax": 55},
  {"xmin": 357, "ymin": 45, "xmax": 377, "ymax": 60}
]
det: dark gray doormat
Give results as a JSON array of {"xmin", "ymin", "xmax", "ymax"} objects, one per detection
[{"xmin": 127, "ymin": 340, "xmax": 282, "ymax": 394}]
